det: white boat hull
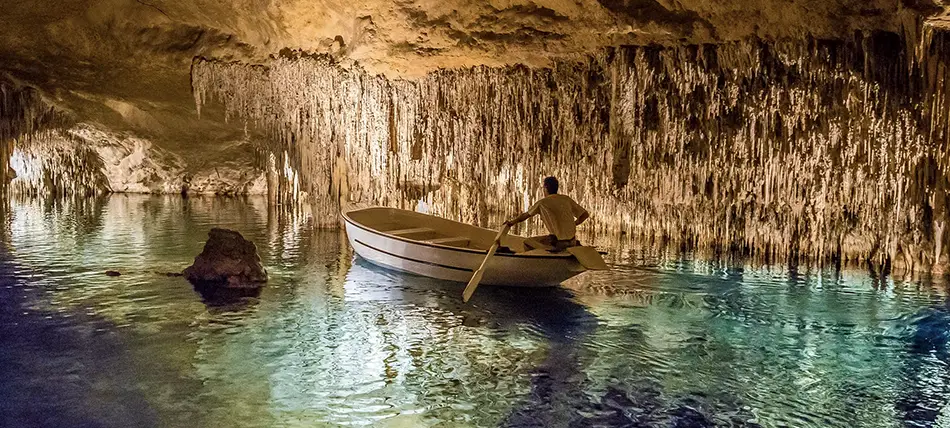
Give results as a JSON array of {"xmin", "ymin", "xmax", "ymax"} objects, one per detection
[{"xmin": 342, "ymin": 208, "xmax": 588, "ymax": 287}]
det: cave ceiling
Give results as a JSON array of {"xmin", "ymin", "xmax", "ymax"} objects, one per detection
[{"xmin": 0, "ymin": 0, "xmax": 946, "ymax": 161}]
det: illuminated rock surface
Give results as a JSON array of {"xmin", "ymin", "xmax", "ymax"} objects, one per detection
[
  {"xmin": 192, "ymin": 32, "xmax": 950, "ymax": 272},
  {"xmin": 2, "ymin": 1, "xmax": 950, "ymax": 269}
]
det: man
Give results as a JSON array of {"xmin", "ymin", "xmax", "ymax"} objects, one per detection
[{"xmin": 504, "ymin": 176, "xmax": 589, "ymax": 251}]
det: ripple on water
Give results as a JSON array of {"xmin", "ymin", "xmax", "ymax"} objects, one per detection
[{"xmin": 3, "ymin": 195, "xmax": 950, "ymax": 427}]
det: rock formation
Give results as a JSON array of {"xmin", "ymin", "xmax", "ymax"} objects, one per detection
[
  {"xmin": 190, "ymin": 30, "xmax": 950, "ymax": 272},
  {"xmin": 3, "ymin": 1, "xmax": 950, "ymax": 271},
  {"xmin": 184, "ymin": 228, "xmax": 268, "ymax": 289},
  {"xmin": 4, "ymin": 122, "xmax": 268, "ymax": 196}
]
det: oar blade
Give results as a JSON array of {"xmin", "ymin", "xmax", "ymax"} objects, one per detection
[
  {"xmin": 462, "ymin": 269, "xmax": 486, "ymax": 302},
  {"xmin": 567, "ymin": 246, "xmax": 609, "ymax": 270}
]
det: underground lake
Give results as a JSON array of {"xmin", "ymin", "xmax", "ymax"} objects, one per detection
[{"xmin": 1, "ymin": 195, "xmax": 948, "ymax": 427}]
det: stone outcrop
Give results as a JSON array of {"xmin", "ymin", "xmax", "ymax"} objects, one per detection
[{"xmin": 184, "ymin": 228, "xmax": 267, "ymax": 288}]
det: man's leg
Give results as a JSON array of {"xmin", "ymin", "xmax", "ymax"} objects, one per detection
[{"xmin": 552, "ymin": 238, "xmax": 580, "ymax": 252}]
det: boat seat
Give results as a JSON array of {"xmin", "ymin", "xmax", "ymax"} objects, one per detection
[
  {"xmin": 425, "ymin": 236, "xmax": 470, "ymax": 246},
  {"xmin": 386, "ymin": 227, "xmax": 434, "ymax": 236}
]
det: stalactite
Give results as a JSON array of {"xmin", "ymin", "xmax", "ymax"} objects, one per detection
[
  {"xmin": 0, "ymin": 81, "xmax": 65, "ymax": 141},
  {"xmin": 0, "ymin": 80, "xmax": 70, "ymax": 193},
  {"xmin": 8, "ymin": 130, "xmax": 111, "ymax": 197},
  {"xmin": 191, "ymin": 31, "xmax": 950, "ymax": 271}
]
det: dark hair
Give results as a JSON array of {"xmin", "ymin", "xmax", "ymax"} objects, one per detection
[{"xmin": 543, "ymin": 176, "xmax": 559, "ymax": 194}]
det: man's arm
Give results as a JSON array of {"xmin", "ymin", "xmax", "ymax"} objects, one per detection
[
  {"xmin": 499, "ymin": 211, "xmax": 534, "ymax": 245},
  {"xmin": 575, "ymin": 210, "xmax": 589, "ymax": 226},
  {"xmin": 570, "ymin": 198, "xmax": 589, "ymax": 226},
  {"xmin": 505, "ymin": 200, "xmax": 541, "ymax": 226},
  {"xmin": 505, "ymin": 211, "xmax": 532, "ymax": 226}
]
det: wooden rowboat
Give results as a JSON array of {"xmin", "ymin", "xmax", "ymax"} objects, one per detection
[{"xmin": 342, "ymin": 206, "xmax": 594, "ymax": 287}]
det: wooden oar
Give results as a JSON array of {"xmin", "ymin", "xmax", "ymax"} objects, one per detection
[
  {"xmin": 566, "ymin": 246, "xmax": 609, "ymax": 270},
  {"xmin": 462, "ymin": 224, "xmax": 511, "ymax": 302}
]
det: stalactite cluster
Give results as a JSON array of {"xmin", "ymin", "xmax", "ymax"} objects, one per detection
[
  {"xmin": 192, "ymin": 30, "xmax": 950, "ymax": 271},
  {"xmin": 8, "ymin": 130, "xmax": 111, "ymax": 197},
  {"xmin": 0, "ymin": 80, "xmax": 70, "ymax": 190},
  {"xmin": 0, "ymin": 81, "xmax": 65, "ymax": 142}
]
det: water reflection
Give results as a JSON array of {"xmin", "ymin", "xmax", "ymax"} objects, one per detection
[{"xmin": 1, "ymin": 195, "xmax": 950, "ymax": 427}]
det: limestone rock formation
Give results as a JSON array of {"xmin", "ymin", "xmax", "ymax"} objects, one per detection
[
  {"xmin": 0, "ymin": 0, "xmax": 943, "ymax": 161},
  {"xmin": 184, "ymin": 228, "xmax": 268, "ymax": 289},
  {"xmin": 6, "ymin": 122, "xmax": 268, "ymax": 196},
  {"xmin": 3, "ymin": 1, "xmax": 950, "ymax": 272},
  {"xmin": 190, "ymin": 33, "xmax": 950, "ymax": 273}
]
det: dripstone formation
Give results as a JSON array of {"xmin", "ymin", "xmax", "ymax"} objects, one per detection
[
  {"xmin": 192, "ymin": 29, "xmax": 950, "ymax": 272},
  {"xmin": 3, "ymin": 1, "xmax": 950, "ymax": 273}
]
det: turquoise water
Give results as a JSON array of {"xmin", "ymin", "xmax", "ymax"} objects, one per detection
[{"xmin": 1, "ymin": 195, "xmax": 949, "ymax": 427}]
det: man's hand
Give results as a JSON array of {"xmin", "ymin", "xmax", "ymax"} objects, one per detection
[{"xmin": 495, "ymin": 221, "xmax": 514, "ymax": 245}]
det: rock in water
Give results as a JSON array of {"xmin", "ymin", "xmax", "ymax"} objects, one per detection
[{"xmin": 184, "ymin": 228, "xmax": 267, "ymax": 288}]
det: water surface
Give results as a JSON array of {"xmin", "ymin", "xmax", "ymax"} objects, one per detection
[{"xmin": 1, "ymin": 195, "xmax": 949, "ymax": 427}]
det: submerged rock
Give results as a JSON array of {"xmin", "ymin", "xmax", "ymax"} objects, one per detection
[
  {"xmin": 184, "ymin": 228, "xmax": 267, "ymax": 289},
  {"xmin": 104, "ymin": 270, "xmax": 121, "ymax": 277}
]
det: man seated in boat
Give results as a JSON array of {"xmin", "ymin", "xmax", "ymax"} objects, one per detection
[{"xmin": 503, "ymin": 176, "xmax": 589, "ymax": 252}]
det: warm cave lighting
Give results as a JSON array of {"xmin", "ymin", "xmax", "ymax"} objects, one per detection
[{"xmin": 2, "ymin": 2, "xmax": 950, "ymax": 427}]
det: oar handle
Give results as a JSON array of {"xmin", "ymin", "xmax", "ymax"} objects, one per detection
[
  {"xmin": 494, "ymin": 223, "xmax": 512, "ymax": 244},
  {"xmin": 462, "ymin": 223, "xmax": 511, "ymax": 302}
]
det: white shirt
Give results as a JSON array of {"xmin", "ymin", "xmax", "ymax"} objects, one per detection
[{"xmin": 527, "ymin": 194, "xmax": 587, "ymax": 240}]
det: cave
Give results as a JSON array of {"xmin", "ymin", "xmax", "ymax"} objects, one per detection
[{"xmin": 3, "ymin": 1, "xmax": 950, "ymax": 427}]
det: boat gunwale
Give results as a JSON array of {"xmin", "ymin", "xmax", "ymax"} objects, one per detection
[{"xmin": 341, "ymin": 208, "xmax": 580, "ymax": 260}]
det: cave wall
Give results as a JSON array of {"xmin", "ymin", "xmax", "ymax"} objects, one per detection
[
  {"xmin": 5, "ymin": 125, "xmax": 269, "ymax": 196},
  {"xmin": 0, "ymin": 79, "xmax": 268, "ymax": 196},
  {"xmin": 193, "ymin": 28, "xmax": 950, "ymax": 270},
  {"xmin": 0, "ymin": 80, "xmax": 69, "ymax": 188}
]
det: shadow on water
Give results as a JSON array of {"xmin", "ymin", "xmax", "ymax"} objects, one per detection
[
  {"xmin": 492, "ymin": 296, "xmax": 762, "ymax": 427},
  {"xmin": 350, "ymin": 258, "xmax": 609, "ymax": 423},
  {"xmin": 348, "ymin": 257, "xmax": 595, "ymax": 336},
  {"xmin": 353, "ymin": 258, "xmax": 762, "ymax": 428},
  {"xmin": 191, "ymin": 283, "xmax": 263, "ymax": 307},
  {"xmin": 895, "ymin": 304, "xmax": 950, "ymax": 425},
  {"xmin": 0, "ymin": 253, "xmax": 161, "ymax": 428}
]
